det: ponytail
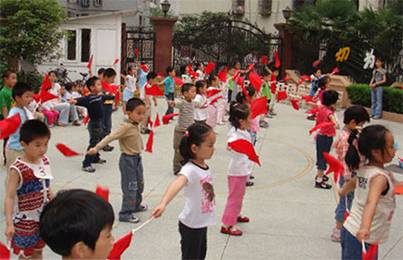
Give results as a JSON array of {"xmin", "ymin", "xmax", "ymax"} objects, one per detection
[{"xmin": 345, "ymin": 129, "xmax": 360, "ymax": 171}]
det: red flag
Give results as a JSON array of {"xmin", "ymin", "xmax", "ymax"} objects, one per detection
[
  {"xmin": 228, "ymin": 139, "xmax": 261, "ymax": 166},
  {"xmin": 55, "ymin": 143, "xmax": 82, "ymax": 157},
  {"xmin": 362, "ymin": 243, "xmax": 378, "ymax": 260},
  {"xmin": 107, "ymin": 232, "xmax": 133, "ymax": 260},
  {"xmin": 251, "ymin": 97, "xmax": 268, "ymax": 119},
  {"xmin": 300, "ymin": 75, "xmax": 311, "ymax": 82},
  {"xmin": 209, "ymin": 96, "xmax": 223, "ymax": 105},
  {"xmin": 145, "ymin": 85, "xmax": 164, "ymax": 96},
  {"xmin": 273, "ymin": 50, "xmax": 281, "ymax": 68},
  {"xmin": 312, "ymin": 59, "xmax": 321, "ymax": 67},
  {"xmin": 145, "ymin": 130, "xmax": 154, "ymax": 153},
  {"xmin": 0, "ymin": 241, "xmax": 10, "ymax": 260},
  {"xmin": 39, "ymin": 91, "xmax": 58, "ymax": 103},
  {"xmin": 394, "ymin": 185, "xmax": 403, "ymax": 195},
  {"xmin": 206, "ymin": 89, "xmax": 221, "ymax": 98},
  {"xmin": 112, "ymin": 58, "xmax": 119, "ymax": 66},
  {"xmin": 174, "ymin": 77, "xmax": 184, "ymax": 86},
  {"xmin": 40, "ymin": 74, "xmax": 52, "ymax": 92},
  {"xmin": 33, "ymin": 94, "xmax": 41, "ymax": 103},
  {"xmin": 153, "ymin": 113, "xmax": 161, "ymax": 128},
  {"xmin": 260, "ymin": 55, "xmax": 268, "ymax": 65},
  {"xmin": 87, "ymin": 55, "xmax": 94, "ymax": 71},
  {"xmin": 309, "ymin": 122, "xmax": 334, "ymax": 135},
  {"xmin": 102, "ymin": 82, "xmax": 119, "ymax": 95},
  {"xmin": 147, "ymin": 116, "xmax": 153, "ymax": 128},
  {"xmin": 162, "ymin": 113, "xmax": 178, "ymax": 125},
  {"xmin": 241, "ymin": 84, "xmax": 251, "ymax": 103},
  {"xmin": 331, "ymin": 67, "xmax": 340, "ymax": 75},
  {"xmin": 323, "ymin": 152, "xmax": 345, "ymax": 183},
  {"xmin": 247, "ymin": 64, "xmax": 255, "ymax": 71},
  {"xmin": 343, "ymin": 210, "xmax": 350, "ymax": 221},
  {"xmin": 140, "ymin": 64, "xmax": 149, "ymax": 73},
  {"xmin": 83, "ymin": 115, "xmax": 90, "ymax": 125},
  {"xmin": 95, "ymin": 186, "xmax": 109, "ymax": 202},
  {"xmin": 0, "ymin": 113, "xmax": 21, "ymax": 140},
  {"xmin": 237, "ymin": 76, "xmax": 244, "ymax": 87},
  {"xmin": 134, "ymin": 48, "xmax": 139, "ymax": 58},
  {"xmin": 249, "ymin": 72, "xmax": 263, "ymax": 93},
  {"xmin": 301, "ymin": 95, "xmax": 313, "ymax": 103},
  {"xmin": 204, "ymin": 62, "xmax": 216, "ymax": 75},
  {"xmin": 270, "ymin": 82, "xmax": 277, "ymax": 94},
  {"xmin": 218, "ymin": 70, "xmax": 227, "ymax": 82},
  {"xmin": 290, "ymin": 98, "xmax": 300, "ymax": 110},
  {"xmin": 277, "ymin": 90, "xmax": 288, "ymax": 102}
]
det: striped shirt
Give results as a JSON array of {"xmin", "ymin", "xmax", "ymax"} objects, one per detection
[{"xmin": 175, "ymin": 98, "xmax": 195, "ymax": 132}]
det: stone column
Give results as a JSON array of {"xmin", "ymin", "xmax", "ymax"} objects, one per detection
[
  {"xmin": 274, "ymin": 23, "xmax": 293, "ymax": 77},
  {"xmin": 150, "ymin": 16, "xmax": 177, "ymax": 74}
]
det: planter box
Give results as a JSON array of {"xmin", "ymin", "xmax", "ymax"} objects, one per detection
[{"xmin": 361, "ymin": 106, "xmax": 403, "ymax": 123}]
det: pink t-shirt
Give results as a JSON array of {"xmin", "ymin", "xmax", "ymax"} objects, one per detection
[{"xmin": 316, "ymin": 105, "xmax": 336, "ymax": 137}]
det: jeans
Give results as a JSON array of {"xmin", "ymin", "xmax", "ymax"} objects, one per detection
[
  {"xmin": 316, "ymin": 134, "xmax": 333, "ymax": 170},
  {"xmin": 119, "ymin": 154, "xmax": 144, "ymax": 220},
  {"xmin": 53, "ymin": 103, "xmax": 70, "ymax": 125},
  {"xmin": 179, "ymin": 221, "xmax": 207, "ymax": 260},
  {"xmin": 82, "ymin": 120, "xmax": 103, "ymax": 167},
  {"xmin": 371, "ymin": 87, "xmax": 383, "ymax": 117},
  {"xmin": 335, "ymin": 176, "xmax": 355, "ymax": 222},
  {"xmin": 69, "ymin": 104, "xmax": 79, "ymax": 122},
  {"xmin": 165, "ymin": 93, "xmax": 174, "ymax": 115},
  {"xmin": 102, "ymin": 104, "xmax": 113, "ymax": 136},
  {"xmin": 173, "ymin": 129, "xmax": 185, "ymax": 174},
  {"xmin": 341, "ymin": 227, "xmax": 377, "ymax": 260},
  {"xmin": 0, "ymin": 114, "xmax": 7, "ymax": 165}
]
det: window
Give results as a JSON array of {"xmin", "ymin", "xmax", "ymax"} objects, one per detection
[
  {"xmin": 81, "ymin": 29, "xmax": 91, "ymax": 62},
  {"xmin": 93, "ymin": 0, "xmax": 102, "ymax": 7},
  {"xmin": 259, "ymin": 0, "xmax": 272, "ymax": 16},
  {"xmin": 80, "ymin": 0, "xmax": 90, "ymax": 8},
  {"xmin": 66, "ymin": 30, "xmax": 77, "ymax": 60}
]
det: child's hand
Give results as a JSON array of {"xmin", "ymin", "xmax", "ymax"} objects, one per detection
[
  {"xmin": 151, "ymin": 204, "xmax": 166, "ymax": 218},
  {"xmin": 87, "ymin": 148, "xmax": 98, "ymax": 155},
  {"xmin": 168, "ymin": 101, "xmax": 175, "ymax": 107},
  {"xmin": 68, "ymin": 99, "xmax": 77, "ymax": 105},
  {"xmin": 357, "ymin": 228, "xmax": 370, "ymax": 242},
  {"xmin": 5, "ymin": 223, "xmax": 14, "ymax": 241}
]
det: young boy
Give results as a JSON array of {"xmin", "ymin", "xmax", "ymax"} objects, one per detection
[
  {"xmin": 159, "ymin": 66, "xmax": 176, "ymax": 116},
  {"xmin": 309, "ymin": 68, "xmax": 322, "ymax": 97},
  {"xmin": 369, "ymin": 57, "xmax": 386, "ymax": 119},
  {"xmin": 123, "ymin": 66, "xmax": 137, "ymax": 114},
  {"xmin": 170, "ymin": 83, "xmax": 196, "ymax": 175},
  {"xmin": 0, "ymin": 70, "xmax": 17, "ymax": 165},
  {"xmin": 40, "ymin": 189, "xmax": 115, "ymax": 259},
  {"xmin": 5, "ymin": 82, "xmax": 34, "ymax": 170},
  {"xmin": 140, "ymin": 72, "xmax": 158, "ymax": 134},
  {"xmin": 101, "ymin": 68, "xmax": 117, "ymax": 152},
  {"xmin": 88, "ymin": 98, "xmax": 147, "ymax": 223},
  {"xmin": 76, "ymin": 76, "xmax": 114, "ymax": 173}
]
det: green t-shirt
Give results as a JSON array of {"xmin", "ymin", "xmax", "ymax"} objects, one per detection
[
  {"xmin": 261, "ymin": 81, "xmax": 272, "ymax": 100},
  {"xmin": 0, "ymin": 86, "xmax": 13, "ymax": 116}
]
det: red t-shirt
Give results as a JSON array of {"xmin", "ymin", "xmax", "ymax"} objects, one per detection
[{"xmin": 316, "ymin": 105, "xmax": 336, "ymax": 137}]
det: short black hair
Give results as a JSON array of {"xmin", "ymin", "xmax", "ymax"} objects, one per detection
[
  {"xmin": 97, "ymin": 68, "xmax": 105, "ymax": 75},
  {"xmin": 166, "ymin": 66, "xmax": 174, "ymax": 74},
  {"xmin": 195, "ymin": 80, "xmax": 206, "ymax": 94},
  {"xmin": 127, "ymin": 66, "xmax": 134, "ymax": 73},
  {"xmin": 179, "ymin": 122, "xmax": 213, "ymax": 163},
  {"xmin": 181, "ymin": 83, "xmax": 195, "ymax": 94},
  {"xmin": 229, "ymin": 102, "xmax": 250, "ymax": 129},
  {"xmin": 236, "ymin": 86, "xmax": 255, "ymax": 104},
  {"xmin": 20, "ymin": 120, "xmax": 51, "ymax": 144},
  {"xmin": 126, "ymin": 97, "xmax": 145, "ymax": 112},
  {"xmin": 103, "ymin": 68, "xmax": 116, "ymax": 78},
  {"xmin": 64, "ymin": 82, "xmax": 74, "ymax": 92},
  {"xmin": 343, "ymin": 105, "xmax": 370, "ymax": 125},
  {"xmin": 147, "ymin": 72, "xmax": 157, "ymax": 81},
  {"xmin": 318, "ymin": 75, "xmax": 330, "ymax": 89},
  {"xmin": 262, "ymin": 70, "xmax": 270, "ymax": 77},
  {"xmin": 48, "ymin": 70, "xmax": 57, "ymax": 77},
  {"xmin": 86, "ymin": 76, "xmax": 99, "ymax": 89},
  {"xmin": 40, "ymin": 189, "xmax": 115, "ymax": 257},
  {"xmin": 12, "ymin": 82, "xmax": 33, "ymax": 100},
  {"xmin": 2, "ymin": 70, "xmax": 16, "ymax": 79},
  {"xmin": 322, "ymin": 90, "xmax": 339, "ymax": 106}
]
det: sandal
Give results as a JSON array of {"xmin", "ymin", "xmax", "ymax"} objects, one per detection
[
  {"xmin": 315, "ymin": 181, "xmax": 332, "ymax": 189},
  {"xmin": 220, "ymin": 226, "xmax": 243, "ymax": 236},
  {"xmin": 237, "ymin": 216, "xmax": 250, "ymax": 223},
  {"xmin": 322, "ymin": 175, "xmax": 329, "ymax": 182}
]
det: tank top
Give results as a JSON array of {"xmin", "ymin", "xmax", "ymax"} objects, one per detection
[{"xmin": 343, "ymin": 165, "xmax": 396, "ymax": 244}]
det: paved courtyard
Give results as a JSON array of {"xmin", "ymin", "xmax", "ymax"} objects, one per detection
[{"xmin": 1, "ymin": 103, "xmax": 402, "ymax": 259}]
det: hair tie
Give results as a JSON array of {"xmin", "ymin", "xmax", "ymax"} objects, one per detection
[{"xmin": 184, "ymin": 131, "xmax": 189, "ymax": 137}]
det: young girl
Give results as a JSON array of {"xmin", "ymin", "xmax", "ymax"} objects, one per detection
[
  {"xmin": 330, "ymin": 105, "xmax": 370, "ymax": 242},
  {"xmin": 369, "ymin": 57, "xmax": 386, "ymax": 119},
  {"xmin": 4, "ymin": 120, "xmax": 53, "ymax": 259},
  {"xmin": 221, "ymin": 102, "xmax": 253, "ymax": 236},
  {"xmin": 152, "ymin": 123, "xmax": 216, "ymax": 260},
  {"xmin": 123, "ymin": 66, "xmax": 137, "ymax": 114},
  {"xmin": 314, "ymin": 90, "xmax": 339, "ymax": 189},
  {"xmin": 341, "ymin": 125, "xmax": 400, "ymax": 259},
  {"xmin": 206, "ymin": 75, "xmax": 225, "ymax": 128},
  {"xmin": 194, "ymin": 80, "xmax": 208, "ymax": 123}
]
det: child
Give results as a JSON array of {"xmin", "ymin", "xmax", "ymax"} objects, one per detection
[
  {"xmin": 159, "ymin": 66, "xmax": 176, "ymax": 116},
  {"xmin": 88, "ymin": 98, "xmax": 147, "ymax": 223},
  {"xmin": 195, "ymin": 63, "xmax": 205, "ymax": 80},
  {"xmin": 138, "ymin": 63, "xmax": 149, "ymax": 100},
  {"xmin": 0, "ymin": 70, "xmax": 17, "ymax": 165},
  {"xmin": 330, "ymin": 105, "xmax": 370, "ymax": 242},
  {"xmin": 307, "ymin": 75, "xmax": 331, "ymax": 121},
  {"xmin": 76, "ymin": 76, "xmax": 115, "ymax": 173},
  {"xmin": 40, "ymin": 189, "xmax": 115, "ymax": 259},
  {"xmin": 194, "ymin": 80, "xmax": 208, "ymax": 123},
  {"xmin": 140, "ymin": 72, "xmax": 158, "ymax": 134},
  {"xmin": 369, "ymin": 57, "xmax": 386, "ymax": 119},
  {"xmin": 123, "ymin": 66, "xmax": 137, "ymax": 114},
  {"xmin": 101, "ymin": 68, "xmax": 117, "ymax": 152},
  {"xmin": 5, "ymin": 82, "xmax": 34, "ymax": 170},
  {"xmin": 206, "ymin": 75, "xmax": 225, "ymax": 128},
  {"xmin": 314, "ymin": 90, "xmax": 339, "ymax": 189},
  {"xmin": 221, "ymin": 102, "xmax": 253, "ymax": 236},
  {"xmin": 309, "ymin": 68, "xmax": 322, "ymax": 97},
  {"xmin": 341, "ymin": 125, "xmax": 400, "ymax": 259},
  {"xmin": 261, "ymin": 70, "xmax": 273, "ymax": 118},
  {"xmin": 64, "ymin": 82, "xmax": 87, "ymax": 119},
  {"xmin": 152, "ymin": 122, "xmax": 216, "ymax": 260},
  {"xmin": 170, "ymin": 83, "xmax": 197, "ymax": 175},
  {"xmin": 4, "ymin": 120, "xmax": 52, "ymax": 259}
]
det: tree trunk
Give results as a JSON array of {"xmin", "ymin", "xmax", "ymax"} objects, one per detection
[{"xmin": 7, "ymin": 57, "xmax": 19, "ymax": 71}]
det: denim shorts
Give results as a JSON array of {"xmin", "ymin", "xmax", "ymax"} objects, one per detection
[{"xmin": 341, "ymin": 227, "xmax": 377, "ymax": 260}]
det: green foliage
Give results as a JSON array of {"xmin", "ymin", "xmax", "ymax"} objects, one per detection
[
  {"xmin": 347, "ymin": 84, "xmax": 403, "ymax": 114},
  {"xmin": 0, "ymin": 0, "xmax": 66, "ymax": 66},
  {"xmin": 17, "ymin": 70, "xmax": 43, "ymax": 93}
]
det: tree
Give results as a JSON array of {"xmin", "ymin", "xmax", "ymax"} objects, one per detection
[{"xmin": 0, "ymin": 0, "xmax": 66, "ymax": 70}]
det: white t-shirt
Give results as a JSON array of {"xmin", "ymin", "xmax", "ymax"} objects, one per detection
[
  {"xmin": 178, "ymin": 161, "xmax": 216, "ymax": 229},
  {"xmin": 125, "ymin": 75, "xmax": 137, "ymax": 92},
  {"xmin": 194, "ymin": 94, "xmax": 208, "ymax": 121},
  {"xmin": 227, "ymin": 127, "xmax": 253, "ymax": 176},
  {"xmin": 49, "ymin": 83, "xmax": 61, "ymax": 97}
]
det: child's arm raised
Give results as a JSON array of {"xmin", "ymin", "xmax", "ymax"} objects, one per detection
[
  {"xmin": 4, "ymin": 169, "xmax": 20, "ymax": 241},
  {"xmin": 356, "ymin": 174, "xmax": 388, "ymax": 241},
  {"xmin": 151, "ymin": 175, "xmax": 188, "ymax": 218},
  {"xmin": 87, "ymin": 123, "xmax": 128, "ymax": 155}
]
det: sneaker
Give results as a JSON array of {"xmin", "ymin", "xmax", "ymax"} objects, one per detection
[
  {"xmin": 372, "ymin": 116, "xmax": 382, "ymax": 120},
  {"xmin": 330, "ymin": 228, "xmax": 341, "ymax": 242},
  {"xmin": 249, "ymin": 175, "xmax": 255, "ymax": 180},
  {"xmin": 82, "ymin": 166, "xmax": 96, "ymax": 173},
  {"xmin": 307, "ymin": 115, "xmax": 316, "ymax": 121},
  {"xmin": 322, "ymin": 175, "xmax": 329, "ymax": 182},
  {"xmin": 119, "ymin": 215, "xmax": 140, "ymax": 223},
  {"xmin": 102, "ymin": 145, "xmax": 114, "ymax": 152},
  {"xmin": 93, "ymin": 159, "xmax": 107, "ymax": 164},
  {"xmin": 135, "ymin": 204, "xmax": 148, "ymax": 213},
  {"xmin": 246, "ymin": 181, "xmax": 254, "ymax": 187},
  {"xmin": 269, "ymin": 112, "xmax": 277, "ymax": 116},
  {"xmin": 259, "ymin": 121, "xmax": 269, "ymax": 128},
  {"xmin": 72, "ymin": 120, "xmax": 81, "ymax": 126},
  {"xmin": 315, "ymin": 181, "xmax": 332, "ymax": 189}
]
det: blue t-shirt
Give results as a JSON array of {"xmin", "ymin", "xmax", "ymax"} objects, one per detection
[
  {"xmin": 7, "ymin": 107, "xmax": 28, "ymax": 151},
  {"xmin": 164, "ymin": 76, "xmax": 174, "ymax": 94}
]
